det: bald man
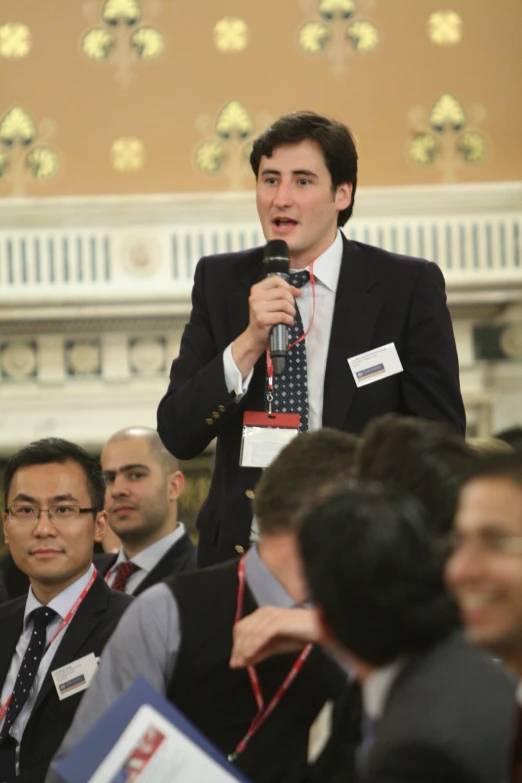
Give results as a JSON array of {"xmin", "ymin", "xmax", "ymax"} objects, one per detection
[{"xmin": 94, "ymin": 427, "xmax": 196, "ymax": 594}]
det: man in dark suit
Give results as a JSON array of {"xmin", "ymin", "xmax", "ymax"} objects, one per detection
[
  {"xmin": 94, "ymin": 427, "xmax": 196, "ymax": 594},
  {"xmin": 0, "ymin": 438, "xmax": 132, "ymax": 782},
  {"xmin": 299, "ymin": 483, "xmax": 515, "ymax": 783},
  {"xmin": 157, "ymin": 111, "xmax": 466, "ymax": 566}
]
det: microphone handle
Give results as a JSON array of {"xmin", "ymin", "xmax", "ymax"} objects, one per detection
[{"xmin": 267, "ymin": 271, "xmax": 289, "ymax": 376}]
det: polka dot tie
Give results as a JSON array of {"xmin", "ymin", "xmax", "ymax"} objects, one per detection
[
  {"xmin": 111, "ymin": 561, "xmax": 139, "ymax": 592},
  {"xmin": 267, "ymin": 270, "xmax": 310, "ymax": 432},
  {"xmin": 0, "ymin": 606, "xmax": 56, "ymax": 739}
]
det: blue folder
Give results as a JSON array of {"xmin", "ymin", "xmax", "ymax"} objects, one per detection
[{"xmin": 52, "ymin": 677, "xmax": 251, "ymax": 783}]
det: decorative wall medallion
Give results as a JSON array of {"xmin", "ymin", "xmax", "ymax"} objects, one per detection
[
  {"xmin": 129, "ymin": 337, "xmax": 166, "ymax": 374},
  {"xmin": 82, "ymin": 0, "xmax": 164, "ymax": 87},
  {"xmin": 66, "ymin": 340, "xmax": 102, "ymax": 375},
  {"xmin": 0, "ymin": 23, "xmax": 32, "ymax": 59},
  {"xmin": 298, "ymin": 0, "xmax": 379, "ymax": 78},
  {"xmin": 213, "ymin": 17, "xmax": 248, "ymax": 53},
  {"xmin": 121, "ymin": 236, "xmax": 160, "ymax": 275},
  {"xmin": 194, "ymin": 101, "xmax": 270, "ymax": 189},
  {"xmin": 0, "ymin": 106, "xmax": 59, "ymax": 196},
  {"xmin": 1, "ymin": 341, "xmax": 37, "ymax": 379},
  {"xmin": 111, "ymin": 136, "xmax": 144, "ymax": 171},
  {"xmin": 427, "ymin": 10, "xmax": 462, "ymax": 46},
  {"xmin": 408, "ymin": 93, "xmax": 488, "ymax": 182}
]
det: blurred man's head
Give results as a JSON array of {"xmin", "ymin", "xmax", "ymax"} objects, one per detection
[
  {"xmin": 253, "ymin": 428, "xmax": 358, "ymax": 603},
  {"xmin": 300, "ymin": 483, "xmax": 459, "ymax": 676},
  {"xmin": 355, "ymin": 414, "xmax": 476, "ymax": 538},
  {"xmin": 3, "ymin": 438, "xmax": 107, "ymax": 603},
  {"xmin": 101, "ymin": 427, "xmax": 184, "ymax": 558},
  {"xmin": 446, "ymin": 455, "xmax": 522, "ymax": 676}
]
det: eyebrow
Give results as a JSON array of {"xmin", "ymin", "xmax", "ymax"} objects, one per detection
[
  {"xmin": 103, "ymin": 463, "xmax": 149, "ymax": 474},
  {"xmin": 12, "ymin": 492, "xmax": 80, "ymax": 504},
  {"xmin": 260, "ymin": 168, "xmax": 318, "ymax": 178}
]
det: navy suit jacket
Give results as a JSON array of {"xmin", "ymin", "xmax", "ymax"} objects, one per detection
[
  {"xmin": 0, "ymin": 575, "xmax": 131, "ymax": 783},
  {"xmin": 93, "ymin": 531, "xmax": 196, "ymax": 594},
  {"xmin": 158, "ymin": 237, "xmax": 466, "ymax": 565}
]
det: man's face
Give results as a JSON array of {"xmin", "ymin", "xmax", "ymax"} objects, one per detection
[
  {"xmin": 256, "ymin": 140, "xmax": 352, "ymax": 269},
  {"xmin": 3, "ymin": 461, "xmax": 105, "ymax": 592},
  {"xmin": 445, "ymin": 477, "xmax": 522, "ymax": 669},
  {"xmin": 101, "ymin": 437, "xmax": 181, "ymax": 547}
]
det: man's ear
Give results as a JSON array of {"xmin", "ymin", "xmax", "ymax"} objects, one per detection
[
  {"xmin": 94, "ymin": 510, "xmax": 108, "ymax": 544},
  {"xmin": 334, "ymin": 182, "xmax": 353, "ymax": 212},
  {"xmin": 3, "ymin": 513, "xmax": 9, "ymax": 546},
  {"xmin": 168, "ymin": 471, "xmax": 185, "ymax": 502}
]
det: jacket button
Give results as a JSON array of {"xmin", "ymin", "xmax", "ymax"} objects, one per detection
[
  {"xmin": 212, "ymin": 411, "xmax": 220, "ymax": 419},
  {"xmin": 217, "ymin": 405, "xmax": 226, "ymax": 413},
  {"xmin": 235, "ymin": 545, "xmax": 245, "ymax": 554},
  {"xmin": 245, "ymin": 489, "xmax": 255, "ymax": 500},
  {"xmin": 205, "ymin": 417, "xmax": 213, "ymax": 425}
]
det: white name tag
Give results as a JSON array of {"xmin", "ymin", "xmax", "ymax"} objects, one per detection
[
  {"xmin": 240, "ymin": 411, "xmax": 299, "ymax": 469},
  {"xmin": 52, "ymin": 652, "xmax": 98, "ymax": 700},
  {"xmin": 348, "ymin": 343, "xmax": 403, "ymax": 388}
]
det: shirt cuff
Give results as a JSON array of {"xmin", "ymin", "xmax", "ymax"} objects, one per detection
[{"xmin": 223, "ymin": 343, "xmax": 253, "ymax": 402}]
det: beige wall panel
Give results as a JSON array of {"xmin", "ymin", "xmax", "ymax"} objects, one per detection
[{"xmin": 0, "ymin": 0, "xmax": 520, "ymax": 196}]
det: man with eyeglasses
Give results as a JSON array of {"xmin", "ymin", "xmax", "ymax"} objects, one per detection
[
  {"xmin": 0, "ymin": 438, "xmax": 132, "ymax": 782},
  {"xmin": 446, "ymin": 454, "xmax": 522, "ymax": 783}
]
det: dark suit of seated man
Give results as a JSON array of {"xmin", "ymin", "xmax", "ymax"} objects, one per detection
[
  {"xmin": 0, "ymin": 438, "xmax": 132, "ymax": 783},
  {"xmin": 299, "ymin": 483, "xmax": 516, "ymax": 783},
  {"xmin": 94, "ymin": 427, "xmax": 196, "ymax": 595},
  {"xmin": 47, "ymin": 430, "xmax": 362, "ymax": 783}
]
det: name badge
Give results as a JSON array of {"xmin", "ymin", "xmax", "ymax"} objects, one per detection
[
  {"xmin": 348, "ymin": 343, "xmax": 403, "ymax": 388},
  {"xmin": 240, "ymin": 411, "xmax": 299, "ymax": 469},
  {"xmin": 52, "ymin": 652, "xmax": 99, "ymax": 700}
]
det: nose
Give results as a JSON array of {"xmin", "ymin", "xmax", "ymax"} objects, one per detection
[
  {"xmin": 33, "ymin": 511, "xmax": 58, "ymax": 538},
  {"xmin": 272, "ymin": 181, "xmax": 293, "ymax": 209},
  {"xmin": 110, "ymin": 473, "xmax": 129, "ymax": 497},
  {"xmin": 446, "ymin": 541, "xmax": 486, "ymax": 588}
]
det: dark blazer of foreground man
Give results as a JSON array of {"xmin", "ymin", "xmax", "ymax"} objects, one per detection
[
  {"xmin": 0, "ymin": 439, "xmax": 132, "ymax": 783},
  {"xmin": 300, "ymin": 484, "xmax": 516, "ymax": 783},
  {"xmin": 157, "ymin": 111, "xmax": 465, "ymax": 566}
]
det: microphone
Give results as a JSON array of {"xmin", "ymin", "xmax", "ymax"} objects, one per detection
[{"xmin": 263, "ymin": 239, "xmax": 290, "ymax": 376}]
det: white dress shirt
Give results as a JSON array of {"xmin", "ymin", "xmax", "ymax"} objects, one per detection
[
  {"xmin": 223, "ymin": 230, "xmax": 343, "ymax": 431},
  {"xmin": 0, "ymin": 564, "xmax": 96, "ymax": 746},
  {"xmin": 105, "ymin": 525, "xmax": 187, "ymax": 594}
]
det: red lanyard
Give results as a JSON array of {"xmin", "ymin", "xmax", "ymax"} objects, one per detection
[
  {"xmin": 0, "ymin": 569, "xmax": 97, "ymax": 722},
  {"xmin": 265, "ymin": 261, "xmax": 316, "ymax": 395},
  {"xmin": 229, "ymin": 556, "xmax": 313, "ymax": 762}
]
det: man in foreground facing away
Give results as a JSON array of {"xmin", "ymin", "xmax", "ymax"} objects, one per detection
[
  {"xmin": 299, "ymin": 483, "xmax": 515, "ymax": 783},
  {"xmin": 0, "ymin": 438, "xmax": 132, "ymax": 783},
  {"xmin": 47, "ymin": 429, "xmax": 361, "ymax": 783},
  {"xmin": 157, "ymin": 110, "xmax": 465, "ymax": 566}
]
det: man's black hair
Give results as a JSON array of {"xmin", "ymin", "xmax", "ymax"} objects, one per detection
[
  {"xmin": 300, "ymin": 482, "xmax": 460, "ymax": 667},
  {"xmin": 3, "ymin": 437, "xmax": 105, "ymax": 511},
  {"xmin": 250, "ymin": 111, "xmax": 358, "ymax": 226}
]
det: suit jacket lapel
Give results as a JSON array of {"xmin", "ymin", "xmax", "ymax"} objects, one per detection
[
  {"xmin": 32, "ymin": 575, "xmax": 110, "ymax": 712},
  {"xmin": 134, "ymin": 534, "xmax": 194, "ymax": 595},
  {"xmin": 322, "ymin": 238, "xmax": 383, "ymax": 430}
]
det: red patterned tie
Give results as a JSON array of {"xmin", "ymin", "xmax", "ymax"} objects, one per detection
[
  {"xmin": 111, "ymin": 562, "xmax": 139, "ymax": 592},
  {"xmin": 511, "ymin": 705, "xmax": 522, "ymax": 783}
]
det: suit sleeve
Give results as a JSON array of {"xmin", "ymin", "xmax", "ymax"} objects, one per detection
[
  {"xmin": 157, "ymin": 256, "xmax": 246, "ymax": 459},
  {"xmin": 400, "ymin": 262, "xmax": 466, "ymax": 433}
]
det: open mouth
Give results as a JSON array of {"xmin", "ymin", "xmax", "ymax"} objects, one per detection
[{"xmin": 273, "ymin": 217, "xmax": 297, "ymax": 228}]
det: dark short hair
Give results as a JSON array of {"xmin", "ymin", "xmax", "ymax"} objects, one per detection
[
  {"xmin": 250, "ymin": 111, "xmax": 358, "ymax": 226},
  {"xmin": 465, "ymin": 452, "xmax": 522, "ymax": 489},
  {"xmin": 355, "ymin": 415, "xmax": 476, "ymax": 537},
  {"xmin": 3, "ymin": 438, "xmax": 105, "ymax": 511},
  {"xmin": 300, "ymin": 483, "xmax": 459, "ymax": 666},
  {"xmin": 253, "ymin": 428, "xmax": 358, "ymax": 535}
]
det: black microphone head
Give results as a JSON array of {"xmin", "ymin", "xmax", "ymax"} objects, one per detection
[{"xmin": 263, "ymin": 240, "xmax": 290, "ymax": 275}]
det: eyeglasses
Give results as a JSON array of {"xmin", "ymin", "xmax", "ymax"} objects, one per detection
[
  {"xmin": 4, "ymin": 505, "xmax": 97, "ymax": 524},
  {"xmin": 445, "ymin": 530, "xmax": 522, "ymax": 556}
]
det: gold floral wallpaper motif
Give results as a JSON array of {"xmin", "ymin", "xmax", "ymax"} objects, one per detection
[
  {"xmin": 299, "ymin": 0, "xmax": 379, "ymax": 77},
  {"xmin": 408, "ymin": 93, "xmax": 488, "ymax": 182},
  {"xmin": 213, "ymin": 17, "xmax": 248, "ymax": 53},
  {"xmin": 0, "ymin": 23, "xmax": 32, "ymax": 59},
  {"xmin": 194, "ymin": 102, "xmax": 270, "ymax": 190},
  {"xmin": 427, "ymin": 10, "xmax": 462, "ymax": 46},
  {"xmin": 111, "ymin": 136, "xmax": 145, "ymax": 171},
  {"xmin": 81, "ymin": 0, "xmax": 164, "ymax": 87},
  {"xmin": 0, "ymin": 107, "xmax": 59, "ymax": 196}
]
